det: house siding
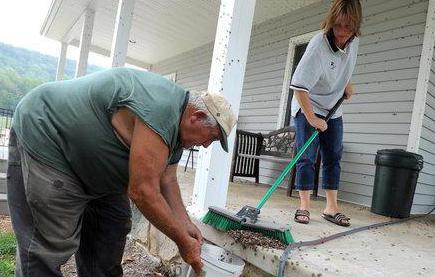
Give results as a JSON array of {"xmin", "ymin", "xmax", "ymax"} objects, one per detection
[
  {"xmin": 152, "ymin": 0, "xmax": 430, "ymax": 211},
  {"xmin": 414, "ymin": 54, "xmax": 435, "ymax": 214}
]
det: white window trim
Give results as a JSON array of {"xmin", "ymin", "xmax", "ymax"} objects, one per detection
[
  {"xmin": 163, "ymin": 72, "xmax": 177, "ymax": 82},
  {"xmin": 276, "ymin": 30, "xmax": 321, "ymax": 129}
]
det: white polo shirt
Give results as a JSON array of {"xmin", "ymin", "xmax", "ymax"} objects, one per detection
[{"xmin": 290, "ymin": 31, "xmax": 359, "ymax": 119}]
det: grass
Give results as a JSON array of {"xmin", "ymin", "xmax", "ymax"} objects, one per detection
[{"xmin": 0, "ymin": 232, "xmax": 16, "ymax": 277}]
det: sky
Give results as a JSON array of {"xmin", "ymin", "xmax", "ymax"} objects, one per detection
[{"xmin": 0, "ymin": 0, "xmax": 110, "ymax": 67}]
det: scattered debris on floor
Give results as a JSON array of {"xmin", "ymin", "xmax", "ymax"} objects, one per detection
[{"xmin": 227, "ymin": 230, "xmax": 285, "ymax": 250}]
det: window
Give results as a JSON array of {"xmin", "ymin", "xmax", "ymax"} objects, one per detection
[{"xmin": 277, "ymin": 30, "xmax": 320, "ymax": 128}]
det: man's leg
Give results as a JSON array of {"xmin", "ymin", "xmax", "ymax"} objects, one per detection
[
  {"xmin": 7, "ymin": 129, "xmax": 90, "ymax": 276},
  {"xmin": 7, "ymin": 129, "xmax": 33, "ymax": 276},
  {"xmin": 76, "ymin": 193, "xmax": 132, "ymax": 277}
]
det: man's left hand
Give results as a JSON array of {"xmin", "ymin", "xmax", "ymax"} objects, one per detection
[{"xmin": 186, "ymin": 222, "xmax": 203, "ymax": 244}]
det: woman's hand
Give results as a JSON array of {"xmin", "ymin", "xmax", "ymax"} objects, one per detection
[
  {"xmin": 344, "ymin": 82, "xmax": 353, "ymax": 100},
  {"xmin": 307, "ymin": 115, "xmax": 328, "ymax": 132}
]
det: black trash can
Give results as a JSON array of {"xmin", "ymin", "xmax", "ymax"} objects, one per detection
[{"xmin": 371, "ymin": 149, "xmax": 423, "ymax": 218}]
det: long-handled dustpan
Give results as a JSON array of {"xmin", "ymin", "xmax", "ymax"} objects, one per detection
[{"xmin": 203, "ymin": 95, "xmax": 346, "ymax": 244}]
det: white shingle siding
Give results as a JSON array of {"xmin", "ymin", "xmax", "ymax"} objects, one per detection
[
  {"xmin": 152, "ymin": 0, "xmax": 433, "ymax": 213},
  {"xmin": 414, "ymin": 55, "xmax": 435, "ymax": 214}
]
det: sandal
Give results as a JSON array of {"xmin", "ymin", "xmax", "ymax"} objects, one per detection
[
  {"xmin": 321, "ymin": 212, "xmax": 350, "ymax": 227},
  {"xmin": 294, "ymin": 209, "xmax": 310, "ymax": 224}
]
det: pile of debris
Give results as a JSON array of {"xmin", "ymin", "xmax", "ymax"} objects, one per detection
[{"xmin": 227, "ymin": 230, "xmax": 286, "ymax": 250}]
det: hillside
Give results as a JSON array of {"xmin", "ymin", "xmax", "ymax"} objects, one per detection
[{"xmin": 0, "ymin": 42, "xmax": 104, "ymax": 109}]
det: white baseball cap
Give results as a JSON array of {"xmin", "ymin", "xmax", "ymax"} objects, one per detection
[{"xmin": 201, "ymin": 91, "xmax": 237, "ymax": 152}]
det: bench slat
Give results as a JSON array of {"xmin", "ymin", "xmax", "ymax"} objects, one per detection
[{"xmin": 238, "ymin": 153, "xmax": 292, "ymax": 164}]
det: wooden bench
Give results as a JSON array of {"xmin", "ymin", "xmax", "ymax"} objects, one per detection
[{"xmin": 230, "ymin": 126, "xmax": 321, "ymax": 197}]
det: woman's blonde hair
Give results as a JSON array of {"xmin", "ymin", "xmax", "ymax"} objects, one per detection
[{"xmin": 321, "ymin": 0, "xmax": 362, "ymax": 37}]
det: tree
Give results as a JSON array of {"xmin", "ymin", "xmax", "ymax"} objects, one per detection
[
  {"xmin": 0, "ymin": 42, "xmax": 104, "ymax": 109},
  {"xmin": 0, "ymin": 68, "xmax": 44, "ymax": 109}
]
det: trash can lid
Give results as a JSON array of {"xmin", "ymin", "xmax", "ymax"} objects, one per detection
[{"xmin": 375, "ymin": 149, "xmax": 424, "ymax": 171}]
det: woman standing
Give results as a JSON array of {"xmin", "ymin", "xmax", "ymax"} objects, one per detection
[{"xmin": 290, "ymin": 0, "xmax": 362, "ymax": 226}]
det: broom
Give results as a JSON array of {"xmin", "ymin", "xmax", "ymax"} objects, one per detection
[{"xmin": 202, "ymin": 96, "xmax": 346, "ymax": 244}]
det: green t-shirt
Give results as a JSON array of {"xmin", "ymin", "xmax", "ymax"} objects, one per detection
[{"xmin": 12, "ymin": 68, "xmax": 188, "ymax": 195}]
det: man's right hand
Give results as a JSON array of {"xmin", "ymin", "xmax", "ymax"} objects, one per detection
[
  {"xmin": 128, "ymin": 119, "xmax": 203, "ymax": 273},
  {"xmin": 178, "ymin": 236, "xmax": 203, "ymax": 274},
  {"xmin": 307, "ymin": 115, "xmax": 328, "ymax": 132}
]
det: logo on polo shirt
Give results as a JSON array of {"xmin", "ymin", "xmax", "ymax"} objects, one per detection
[{"xmin": 329, "ymin": 61, "xmax": 336, "ymax": 70}]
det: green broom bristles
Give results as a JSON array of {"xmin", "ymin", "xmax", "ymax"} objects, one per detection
[
  {"xmin": 202, "ymin": 210, "xmax": 295, "ymax": 245},
  {"xmin": 202, "ymin": 210, "xmax": 242, "ymax": 231}
]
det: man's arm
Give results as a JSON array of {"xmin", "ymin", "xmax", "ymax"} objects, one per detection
[
  {"xmin": 128, "ymin": 117, "xmax": 202, "ymax": 272},
  {"xmin": 161, "ymin": 164, "xmax": 203, "ymax": 243},
  {"xmin": 160, "ymin": 164, "xmax": 190, "ymax": 222}
]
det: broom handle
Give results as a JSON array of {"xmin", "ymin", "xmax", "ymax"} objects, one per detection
[{"xmin": 256, "ymin": 95, "xmax": 346, "ymax": 209}]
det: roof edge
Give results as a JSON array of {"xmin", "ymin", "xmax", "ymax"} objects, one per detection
[{"xmin": 40, "ymin": 0, "xmax": 63, "ymax": 37}]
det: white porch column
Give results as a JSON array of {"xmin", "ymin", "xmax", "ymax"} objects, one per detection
[
  {"xmin": 56, "ymin": 42, "xmax": 68, "ymax": 80},
  {"xmin": 110, "ymin": 0, "xmax": 135, "ymax": 67},
  {"xmin": 75, "ymin": 8, "xmax": 95, "ymax": 77},
  {"xmin": 407, "ymin": 0, "xmax": 435, "ymax": 152},
  {"xmin": 188, "ymin": 0, "xmax": 256, "ymax": 218}
]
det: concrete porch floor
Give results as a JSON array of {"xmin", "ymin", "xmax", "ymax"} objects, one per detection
[{"xmin": 177, "ymin": 167, "xmax": 435, "ymax": 276}]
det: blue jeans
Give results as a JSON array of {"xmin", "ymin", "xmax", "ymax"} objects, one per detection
[{"xmin": 293, "ymin": 112, "xmax": 343, "ymax": 191}]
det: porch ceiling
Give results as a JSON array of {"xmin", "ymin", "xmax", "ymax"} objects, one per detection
[{"xmin": 41, "ymin": 0, "xmax": 320, "ymax": 66}]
